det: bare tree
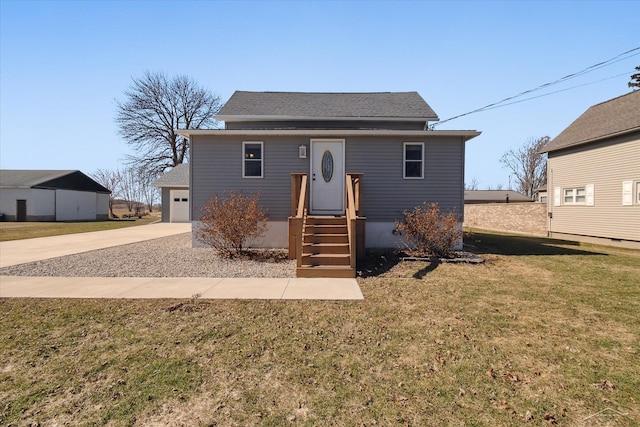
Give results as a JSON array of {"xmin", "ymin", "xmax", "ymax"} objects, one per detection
[
  {"xmin": 115, "ymin": 71, "xmax": 222, "ymax": 176},
  {"xmin": 120, "ymin": 167, "xmax": 143, "ymax": 213},
  {"xmin": 500, "ymin": 136, "xmax": 549, "ymax": 198},
  {"xmin": 138, "ymin": 167, "xmax": 160, "ymax": 212},
  {"xmin": 465, "ymin": 177, "xmax": 480, "ymax": 190},
  {"xmin": 91, "ymin": 168, "xmax": 121, "ymax": 218}
]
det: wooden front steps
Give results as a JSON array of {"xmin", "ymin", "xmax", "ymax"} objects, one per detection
[{"xmin": 296, "ymin": 216, "xmax": 355, "ymax": 278}]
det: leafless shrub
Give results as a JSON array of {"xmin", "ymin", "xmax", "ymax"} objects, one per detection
[
  {"xmin": 396, "ymin": 202, "xmax": 462, "ymax": 258},
  {"xmin": 195, "ymin": 191, "xmax": 268, "ymax": 257}
]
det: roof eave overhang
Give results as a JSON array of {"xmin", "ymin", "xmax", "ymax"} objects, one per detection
[
  {"xmin": 152, "ymin": 184, "xmax": 189, "ymax": 189},
  {"xmin": 215, "ymin": 115, "xmax": 439, "ymax": 123},
  {"xmin": 177, "ymin": 129, "xmax": 481, "ymax": 142},
  {"xmin": 542, "ymin": 127, "xmax": 640, "ymax": 153}
]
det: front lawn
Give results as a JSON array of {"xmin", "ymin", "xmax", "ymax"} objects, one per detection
[{"xmin": 1, "ymin": 231, "xmax": 638, "ymax": 425}]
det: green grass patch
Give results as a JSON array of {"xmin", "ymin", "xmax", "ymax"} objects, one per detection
[
  {"xmin": 1, "ymin": 231, "xmax": 639, "ymax": 425},
  {"xmin": 0, "ymin": 217, "xmax": 158, "ymax": 241}
]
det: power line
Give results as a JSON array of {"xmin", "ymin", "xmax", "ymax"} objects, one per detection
[
  {"xmin": 431, "ymin": 47, "xmax": 640, "ymax": 128},
  {"xmin": 480, "ymin": 71, "xmax": 633, "ymax": 111}
]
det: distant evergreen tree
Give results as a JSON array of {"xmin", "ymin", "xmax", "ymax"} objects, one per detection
[{"xmin": 629, "ymin": 66, "xmax": 640, "ymax": 90}]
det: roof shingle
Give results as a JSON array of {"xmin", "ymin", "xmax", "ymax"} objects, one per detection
[
  {"xmin": 542, "ymin": 90, "xmax": 640, "ymax": 153},
  {"xmin": 152, "ymin": 163, "xmax": 189, "ymax": 188},
  {"xmin": 216, "ymin": 91, "xmax": 439, "ymax": 120}
]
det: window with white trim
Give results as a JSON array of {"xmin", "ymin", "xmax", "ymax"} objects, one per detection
[
  {"xmin": 564, "ymin": 187, "xmax": 586, "ymax": 204},
  {"xmin": 403, "ymin": 142, "xmax": 424, "ymax": 179},
  {"xmin": 243, "ymin": 141, "xmax": 263, "ymax": 178},
  {"xmin": 636, "ymin": 181, "xmax": 640, "ymax": 204}
]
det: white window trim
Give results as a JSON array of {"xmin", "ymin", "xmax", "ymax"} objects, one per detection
[
  {"xmin": 563, "ymin": 187, "xmax": 587, "ymax": 205},
  {"xmin": 242, "ymin": 141, "xmax": 264, "ymax": 179},
  {"xmin": 403, "ymin": 142, "xmax": 424, "ymax": 179}
]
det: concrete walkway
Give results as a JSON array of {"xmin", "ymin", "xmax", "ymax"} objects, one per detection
[
  {"xmin": 0, "ymin": 276, "xmax": 363, "ymax": 300},
  {"xmin": 0, "ymin": 223, "xmax": 363, "ymax": 300}
]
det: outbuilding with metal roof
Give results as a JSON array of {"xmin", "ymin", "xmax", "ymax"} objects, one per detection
[{"xmin": 0, "ymin": 170, "xmax": 111, "ymax": 222}]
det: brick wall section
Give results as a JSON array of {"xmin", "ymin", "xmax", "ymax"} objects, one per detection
[{"xmin": 464, "ymin": 203, "xmax": 548, "ymax": 236}]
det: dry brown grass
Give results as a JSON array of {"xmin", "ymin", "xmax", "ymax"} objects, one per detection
[{"xmin": 1, "ymin": 231, "xmax": 639, "ymax": 426}]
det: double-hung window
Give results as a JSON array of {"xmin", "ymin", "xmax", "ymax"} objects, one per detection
[
  {"xmin": 564, "ymin": 187, "xmax": 586, "ymax": 204},
  {"xmin": 403, "ymin": 142, "xmax": 424, "ymax": 179},
  {"xmin": 243, "ymin": 141, "xmax": 263, "ymax": 178}
]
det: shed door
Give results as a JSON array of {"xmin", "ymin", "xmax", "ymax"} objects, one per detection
[
  {"xmin": 170, "ymin": 190, "xmax": 189, "ymax": 222},
  {"xmin": 16, "ymin": 200, "xmax": 27, "ymax": 222},
  {"xmin": 310, "ymin": 139, "xmax": 345, "ymax": 215}
]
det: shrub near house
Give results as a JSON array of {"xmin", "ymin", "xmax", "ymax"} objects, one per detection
[{"xmin": 195, "ymin": 191, "xmax": 267, "ymax": 256}]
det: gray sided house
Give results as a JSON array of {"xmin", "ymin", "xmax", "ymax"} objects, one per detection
[
  {"xmin": 541, "ymin": 90, "xmax": 640, "ymax": 249},
  {"xmin": 152, "ymin": 163, "xmax": 190, "ymax": 223},
  {"xmin": 179, "ymin": 91, "xmax": 480, "ymax": 277},
  {"xmin": 0, "ymin": 170, "xmax": 111, "ymax": 221}
]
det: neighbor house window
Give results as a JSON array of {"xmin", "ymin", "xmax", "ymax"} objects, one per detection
[
  {"xmin": 243, "ymin": 141, "xmax": 263, "ymax": 178},
  {"xmin": 403, "ymin": 142, "xmax": 424, "ymax": 179},
  {"xmin": 637, "ymin": 181, "xmax": 640, "ymax": 204},
  {"xmin": 564, "ymin": 187, "xmax": 586, "ymax": 204}
]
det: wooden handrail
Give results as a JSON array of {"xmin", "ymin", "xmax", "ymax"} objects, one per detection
[
  {"xmin": 346, "ymin": 173, "xmax": 363, "ymax": 216},
  {"xmin": 290, "ymin": 173, "xmax": 308, "ymax": 263},
  {"xmin": 297, "ymin": 175, "xmax": 308, "ymax": 218},
  {"xmin": 346, "ymin": 174, "xmax": 357, "ymax": 270},
  {"xmin": 290, "ymin": 173, "xmax": 308, "ymax": 217}
]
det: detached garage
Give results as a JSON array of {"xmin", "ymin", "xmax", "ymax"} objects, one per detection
[
  {"xmin": 0, "ymin": 170, "xmax": 111, "ymax": 222},
  {"xmin": 152, "ymin": 164, "xmax": 190, "ymax": 223}
]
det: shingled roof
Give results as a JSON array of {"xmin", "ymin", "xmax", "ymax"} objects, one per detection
[
  {"xmin": 0, "ymin": 170, "xmax": 111, "ymax": 193},
  {"xmin": 216, "ymin": 91, "xmax": 439, "ymax": 121},
  {"xmin": 542, "ymin": 90, "xmax": 640, "ymax": 153},
  {"xmin": 152, "ymin": 163, "xmax": 189, "ymax": 188}
]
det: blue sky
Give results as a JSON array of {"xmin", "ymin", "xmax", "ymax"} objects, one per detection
[{"xmin": 1, "ymin": 0, "xmax": 639, "ymax": 188}]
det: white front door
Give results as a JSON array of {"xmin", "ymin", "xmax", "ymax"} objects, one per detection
[{"xmin": 310, "ymin": 139, "xmax": 345, "ymax": 215}]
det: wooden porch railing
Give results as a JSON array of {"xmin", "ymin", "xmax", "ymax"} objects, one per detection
[
  {"xmin": 288, "ymin": 173, "xmax": 308, "ymax": 260},
  {"xmin": 346, "ymin": 174, "xmax": 358, "ymax": 270},
  {"xmin": 347, "ymin": 173, "xmax": 365, "ymax": 261}
]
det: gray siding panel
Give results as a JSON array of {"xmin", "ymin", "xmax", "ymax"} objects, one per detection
[
  {"xmin": 346, "ymin": 137, "xmax": 465, "ymax": 221},
  {"xmin": 548, "ymin": 133, "xmax": 640, "ymax": 242},
  {"xmin": 192, "ymin": 135, "xmax": 308, "ymax": 221},
  {"xmin": 192, "ymin": 135, "xmax": 466, "ymax": 223}
]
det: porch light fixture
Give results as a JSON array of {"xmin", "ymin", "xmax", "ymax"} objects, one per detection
[{"xmin": 299, "ymin": 145, "xmax": 307, "ymax": 158}]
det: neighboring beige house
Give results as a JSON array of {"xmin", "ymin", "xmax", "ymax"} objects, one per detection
[{"xmin": 541, "ymin": 90, "xmax": 640, "ymax": 249}]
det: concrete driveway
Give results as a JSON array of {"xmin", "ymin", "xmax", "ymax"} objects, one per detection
[{"xmin": 0, "ymin": 222, "xmax": 191, "ymax": 268}]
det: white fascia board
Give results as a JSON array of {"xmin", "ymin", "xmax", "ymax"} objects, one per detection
[
  {"xmin": 214, "ymin": 115, "xmax": 439, "ymax": 122},
  {"xmin": 177, "ymin": 129, "xmax": 481, "ymax": 141}
]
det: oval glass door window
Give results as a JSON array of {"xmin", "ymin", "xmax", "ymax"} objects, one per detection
[{"xmin": 321, "ymin": 150, "xmax": 334, "ymax": 182}]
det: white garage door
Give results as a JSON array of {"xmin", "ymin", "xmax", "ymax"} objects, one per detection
[
  {"xmin": 56, "ymin": 190, "xmax": 97, "ymax": 221},
  {"xmin": 170, "ymin": 190, "xmax": 189, "ymax": 223}
]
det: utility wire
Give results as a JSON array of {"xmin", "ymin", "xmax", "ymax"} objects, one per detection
[
  {"xmin": 480, "ymin": 71, "xmax": 633, "ymax": 111},
  {"xmin": 431, "ymin": 46, "xmax": 640, "ymax": 127}
]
